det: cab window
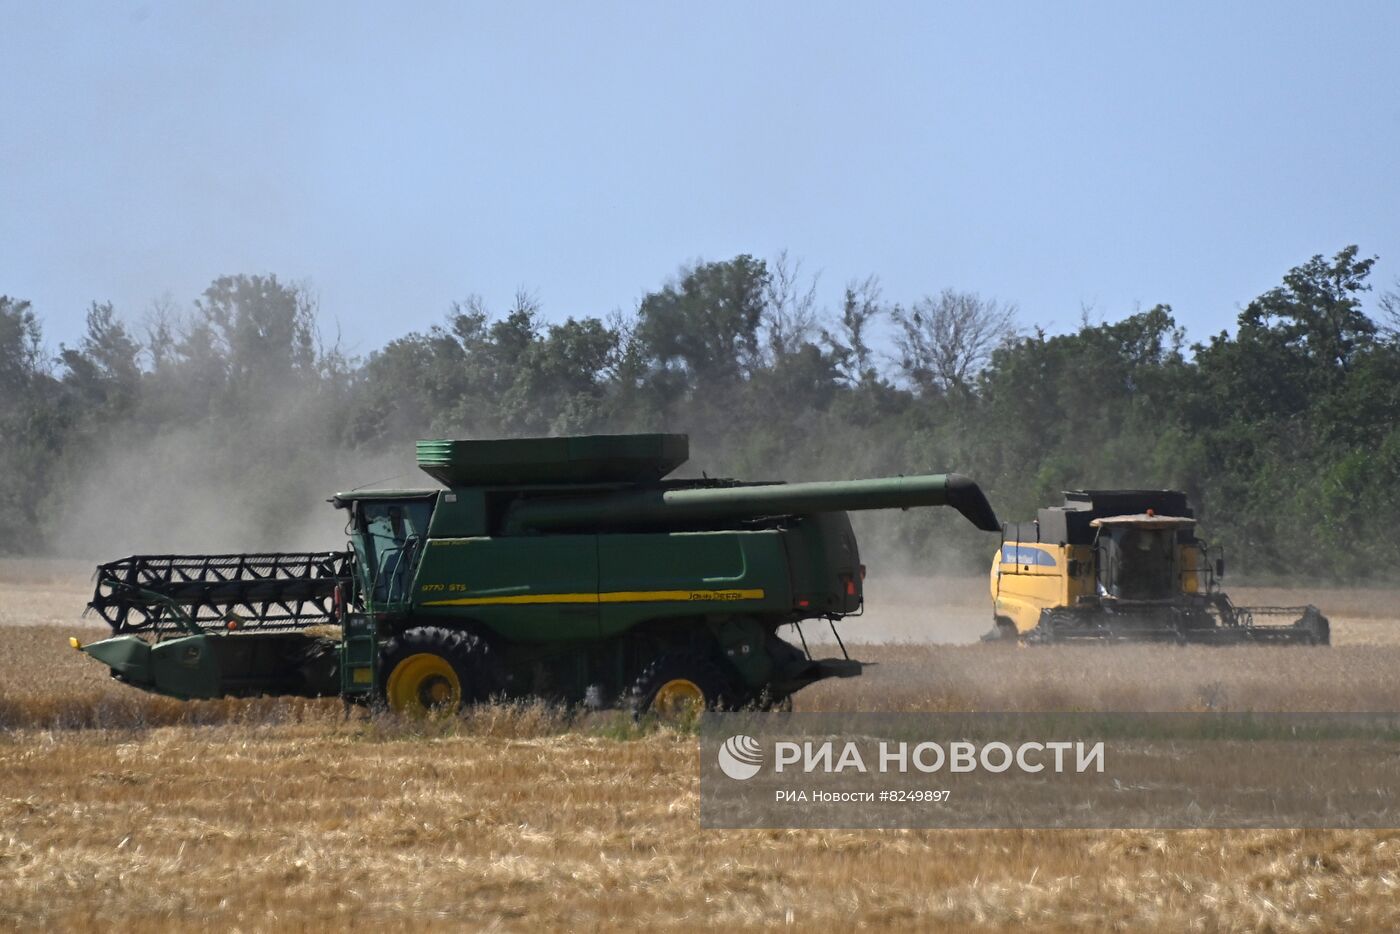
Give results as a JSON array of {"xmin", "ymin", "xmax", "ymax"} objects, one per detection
[
  {"xmin": 1001, "ymin": 545, "xmax": 1057, "ymax": 568},
  {"xmin": 360, "ymin": 499, "xmax": 434, "ymax": 605}
]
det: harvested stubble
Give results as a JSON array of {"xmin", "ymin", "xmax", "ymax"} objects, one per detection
[
  {"xmin": 5, "ymin": 564, "xmax": 1400, "ymax": 929},
  {"xmin": 5, "ymin": 711, "xmax": 1400, "ymax": 930}
]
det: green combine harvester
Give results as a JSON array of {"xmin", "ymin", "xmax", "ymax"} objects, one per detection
[{"xmin": 74, "ymin": 434, "xmax": 998, "ymax": 716}]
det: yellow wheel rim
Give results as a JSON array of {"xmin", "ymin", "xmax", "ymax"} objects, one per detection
[
  {"xmin": 651, "ymin": 678, "xmax": 706, "ymax": 720},
  {"xmin": 386, "ymin": 653, "xmax": 461, "ymax": 715}
]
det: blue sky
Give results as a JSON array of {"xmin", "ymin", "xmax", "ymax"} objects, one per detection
[{"xmin": 3, "ymin": 1, "xmax": 1397, "ymax": 357}]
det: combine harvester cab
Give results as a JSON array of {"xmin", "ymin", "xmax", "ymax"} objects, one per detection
[
  {"xmin": 987, "ymin": 489, "xmax": 1329, "ymax": 645},
  {"xmin": 75, "ymin": 433, "xmax": 1000, "ymax": 715}
]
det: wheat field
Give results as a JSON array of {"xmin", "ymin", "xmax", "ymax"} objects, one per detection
[{"xmin": 4, "ymin": 560, "xmax": 1400, "ymax": 930}]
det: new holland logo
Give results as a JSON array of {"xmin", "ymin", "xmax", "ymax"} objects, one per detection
[{"xmin": 718, "ymin": 734, "xmax": 764, "ymax": 780}]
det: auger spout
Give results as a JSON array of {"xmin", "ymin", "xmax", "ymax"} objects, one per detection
[{"xmin": 503, "ymin": 472, "xmax": 999, "ymax": 533}]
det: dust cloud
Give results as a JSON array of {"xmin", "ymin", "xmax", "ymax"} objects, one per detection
[{"xmin": 47, "ymin": 427, "xmax": 426, "ymax": 560}]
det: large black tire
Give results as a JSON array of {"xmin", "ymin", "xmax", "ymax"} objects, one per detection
[
  {"xmin": 381, "ymin": 626, "xmax": 499, "ymax": 715},
  {"xmin": 630, "ymin": 651, "xmax": 736, "ymax": 721},
  {"xmin": 1026, "ymin": 610, "xmax": 1070, "ymax": 645},
  {"xmin": 980, "ymin": 617, "xmax": 1018, "ymax": 643},
  {"xmin": 758, "ymin": 694, "xmax": 794, "ymax": 713},
  {"xmin": 1298, "ymin": 607, "xmax": 1331, "ymax": 646}
]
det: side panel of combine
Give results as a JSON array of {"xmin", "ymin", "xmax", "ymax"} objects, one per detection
[
  {"xmin": 783, "ymin": 513, "xmax": 863, "ymax": 616},
  {"xmin": 992, "ymin": 542, "xmax": 1067, "ymax": 633},
  {"xmin": 1066, "ymin": 544, "xmax": 1096, "ymax": 604},
  {"xmin": 1179, "ymin": 543, "xmax": 1207, "ymax": 594},
  {"xmin": 412, "ymin": 535, "xmax": 600, "ymax": 641},
  {"xmin": 596, "ymin": 531, "xmax": 790, "ymax": 638}
]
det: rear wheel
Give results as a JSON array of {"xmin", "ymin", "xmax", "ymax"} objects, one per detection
[
  {"xmin": 631, "ymin": 652, "xmax": 735, "ymax": 722},
  {"xmin": 381, "ymin": 627, "xmax": 497, "ymax": 716}
]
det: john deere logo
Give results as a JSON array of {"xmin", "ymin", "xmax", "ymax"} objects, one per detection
[{"xmin": 718, "ymin": 734, "xmax": 764, "ymax": 780}]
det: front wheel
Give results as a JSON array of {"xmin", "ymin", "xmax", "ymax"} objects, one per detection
[
  {"xmin": 980, "ymin": 617, "xmax": 1018, "ymax": 643},
  {"xmin": 381, "ymin": 627, "xmax": 497, "ymax": 716},
  {"xmin": 1296, "ymin": 607, "xmax": 1331, "ymax": 646}
]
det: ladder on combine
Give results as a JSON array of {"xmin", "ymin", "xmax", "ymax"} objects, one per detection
[{"xmin": 88, "ymin": 552, "xmax": 354, "ymax": 635}]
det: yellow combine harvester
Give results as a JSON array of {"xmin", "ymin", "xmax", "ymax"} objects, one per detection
[{"xmin": 987, "ymin": 490, "xmax": 1328, "ymax": 645}]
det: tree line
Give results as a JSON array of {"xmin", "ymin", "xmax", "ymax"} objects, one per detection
[{"xmin": 2, "ymin": 246, "xmax": 1397, "ymax": 579}]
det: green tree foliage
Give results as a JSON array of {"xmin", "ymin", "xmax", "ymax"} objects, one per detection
[
  {"xmin": 3, "ymin": 248, "xmax": 1397, "ymax": 580},
  {"xmin": 971, "ymin": 306, "xmax": 1190, "ymax": 515},
  {"xmin": 196, "ymin": 274, "xmax": 318, "ymax": 398},
  {"xmin": 0, "ymin": 296, "xmax": 43, "ymax": 399},
  {"xmin": 58, "ymin": 302, "xmax": 143, "ymax": 417},
  {"xmin": 635, "ymin": 255, "xmax": 768, "ymax": 392},
  {"xmin": 892, "ymin": 289, "xmax": 1018, "ymax": 395},
  {"xmin": 0, "ymin": 296, "xmax": 59, "ymax": 547},
  {"xmin": 1187, "ymin": 247, "xmax": 1396, "ymax": 575}
]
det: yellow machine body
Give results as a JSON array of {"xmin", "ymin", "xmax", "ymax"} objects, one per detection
[
  {"xmin": 987, "ymin": 490, "xmax": 1327, "ymax": 645},
  {"xmin": 991, "ymin": 540, "xmax": 1208, "ymax": 634}
]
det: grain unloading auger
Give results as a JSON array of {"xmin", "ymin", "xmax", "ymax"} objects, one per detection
[
  {"xmin": 74, "ymin": 433, "xmax": 999, "ymax": 714},
  {"xmin": 987, "ymin": 490, "xmax": 1329, "ymax": 645}
]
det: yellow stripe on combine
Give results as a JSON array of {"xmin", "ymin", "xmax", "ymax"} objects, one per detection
[
  {"xmin": 422, "ymin": 588, "xmax": 765, "ymax": 607},
  {"xmin": 423, "ymin": 593, "xmax": 594, "ymax": 606}
]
